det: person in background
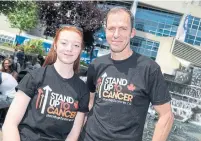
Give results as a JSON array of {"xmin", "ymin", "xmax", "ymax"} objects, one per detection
[
  {"xmin": 1, "ymin": 58, "xmax": 18, "ymax": 80},
  {"xmin": 16, "ymin": 48, "xmax": 25, "ymax": 69},
  {"xmin": 0, "ymin": 72, "xmax": 18, "ymax": 126},
  {"xmin": 79, "ymin": 7, "xmax": 174, "ymax": 141},
  {"xmin": 38, "ymin": 54, "xmax": 45, "ymax": 66},
  {"xmin": 0, "ymin": 72, "xmax": 18, "ymax": 102},
  {"xmin": 3, "ymin": 25, "xmax": 89, "ymax": 141},
  {"xmin": 32, "ymin": 56, "xmax": 41, "ymax": 69}
]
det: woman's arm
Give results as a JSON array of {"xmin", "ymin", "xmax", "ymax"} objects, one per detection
[
  {"xmin": 2, "ymin": 90, "xmax": 31, "ymax": 141},
  {"xmin": 12, "ymin": 71, "xmax": 18, "ymax": 80},
  {"xmin": 66, "ymin": 112, "xmax": 86, "ymax": 141}
]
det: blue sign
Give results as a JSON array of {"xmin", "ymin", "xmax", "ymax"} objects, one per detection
[
  {"xmin": 15, "ymin": 35, "xmax": 52, "ymax": 53},
  {"xmin": 80, "ymin": 49, "xmax": 99, "ymax": 64}
]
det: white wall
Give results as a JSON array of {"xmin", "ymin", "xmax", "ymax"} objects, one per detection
[
  {"xmin": 135, "ymin": 30, "xmax": 180, "ymax": 75},
  {"xmin": 0, "ymin": 14, "xmax": 19, "ymax": 34},
  {"xmin": 0, "ymin": 14, "xmax": 46, "ymax": 38},
  {"xmin": 140, "ymin": 1, "xmax": 201, "ymax": 18}
]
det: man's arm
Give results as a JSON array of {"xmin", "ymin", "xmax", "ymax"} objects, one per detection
[
  {"xmin": 84, "ymin": 92, "xmax": 95, "ymax": 124},
  {"xmin": 89, "ymin": 92, "xmax": 95, "ymax": 111},
  {"xmin": 152, "ymin": 102, "xmax": 174, "ymax": 141}
]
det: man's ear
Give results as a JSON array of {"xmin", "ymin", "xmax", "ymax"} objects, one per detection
[{"xmin": 130, "ymin": 28, "xmax": 136, "ymax": 39}]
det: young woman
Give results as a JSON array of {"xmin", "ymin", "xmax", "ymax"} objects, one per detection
[
  {"xmin": 2, "ymin": 25, "xmax": 90, "ymax": 141},
  {"xmin": 1, "ymin": 58, "xmax": 18, "ymax": 80}
]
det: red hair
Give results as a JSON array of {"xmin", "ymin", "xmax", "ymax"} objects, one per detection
[{"xmin": 43, "ymin": 26, "xmax": 84, "ymax": 73}]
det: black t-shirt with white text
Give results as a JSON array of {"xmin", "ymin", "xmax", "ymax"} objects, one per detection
[
  {"xmin": 79, "ymin": 52, "xmax": 171, "ymax": 141},
  {"xmin": 16, "ymin": 65, "xmax": 89, "ymax": 141}
]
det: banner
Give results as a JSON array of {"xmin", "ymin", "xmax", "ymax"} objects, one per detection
[{"xmin": 15, "ymin": 35, "xmax": 52, "ymax": 53}]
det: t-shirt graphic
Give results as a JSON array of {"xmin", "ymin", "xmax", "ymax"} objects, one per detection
[
  {"xmin": 96, "ymin": 72, "xmax": 135, "ymax": 105},
  {"xmin": 35, "ymin": 86, "xmax": 78, "ymax": 121}
]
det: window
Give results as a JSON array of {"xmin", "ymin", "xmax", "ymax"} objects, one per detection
[
  {"xmin": 131, "ymin": 36, "xmax": 160, "ymax": 59},
  {"xmin": 185, "ymin": 15, "xmax": 201, "ymax": 47},
  {"xmin": 135, "ymin": 7, "xmax": 182, "ymax": 37}
]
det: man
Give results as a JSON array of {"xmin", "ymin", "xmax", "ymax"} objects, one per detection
[{"xmin": 79, "ymin": 7, "xmax": 174, "ymax": 141}]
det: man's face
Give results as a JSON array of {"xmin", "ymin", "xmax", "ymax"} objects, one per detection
[{"xmin": 105, "ymin": 10, "xmax": 135, "ymax": 53}]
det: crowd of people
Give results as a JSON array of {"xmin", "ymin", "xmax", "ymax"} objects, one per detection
[
  {"xmin": 0, "ymin": 7, "xmax": 174, "ymax": 141},
  {"xmin": 0, "ymin": 48, "xmax": 45, "ymax": 127}
]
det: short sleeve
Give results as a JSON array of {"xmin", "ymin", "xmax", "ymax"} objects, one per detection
[
  {"xmin": 86, "ymin": 63, "xmax": 96, "ymax": 93},
  {"xmin": 148, "ymin": 67, "xmax": 171, "ymax": 105},
  {"xmin": 78, "ymin": 84, "xmax": 90, "ymax": 113},
  {"xmin": 15, "ymin": 73, "xmax": 36, "ymax": 98}
]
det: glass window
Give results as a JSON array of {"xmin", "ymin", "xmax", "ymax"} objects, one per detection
[
  {"xmin": 193, "ymin": 20, "xmax": 199, "ymax": 25},
  {"xmin": 130, "ymin": 36, "xmax": 160, "ymax": 59},
  {"xmin": 194, "ymin": 41, "xmax": 200, "ymax": 46},
  {"xmin": 166, "ymin": 20, "xmax": 173, "ymax": 25},
  {"xmin": 164, "ymin": 30, "xmax": 170, "ymax": 34},
  {"xmin": 189, "ymin": 35, "xmax": 195, "ymax": 40},
  {"xmin": 185, "ymin": 34, "xmax": 190, "ymax": 39},
  {"xmin": 150, "ymin": 31, "xmax": 156, "ymax": 34},
  {"xmin": 192, "ymin": 25, "xmax": 198, "ymax": 30},
  {"xmin": 158, "ymin": 23, "xmax": 165, "ymax": 28},
  {"xmin": 196, "ymin": 37, "xmax": 201, "ymax": 41},
  {"xmin": 151, "ymin": 51, "xmax": 157, "ymax": 57},
  {"xmin": 189, "ymin": 29, "xmax": 197, "ymax": 35},
  {"xmin": 188, "ymin": 19, "xmax": 193, "ymax": 24},
  {"xmin": 147, "ymin": 41, "xmax": 153, "ymax": 46},
  {"xmin": 154, "ymin": 42, "xmax": 160, "ymax": 47},
  {"xmin": 187, "ymin": 39, "xmax": 194, "ymax": 45},
  {"xmin": 149, "ymin": 21, "xmax": 158, "ymax": 27},
  {"xmin": 144, "ymin": 50, "xmax": 151, "ymax": 56},
  {"xmin": 197, "ymin": 31, "xmax": 201, "ymax": 37},
  {"xmin": 149, "ymin": 26, "xmax": 157, "ymax": 32},
  {"xmin": 163, "ymin": 34, "xmax": 169, "ymax": 37},
  {"xmin": 135, "ymin": 7, "xmax": 182, "ymax": 37},
  {"xmin": 139, "ymin": 48, "xmax": 145, "ymax": 54},
  {"xmin": 173, "ymin": 21, "xmax": 179, "ymax": 26},
  {"xmin": 145, "ymin": 45, "xmax": 152, "ymax": 49},
  {"xmin": 171, "ymin": 26, "xmax": 178, "ymax": 31},
  {"xmin": 152, "ymin": 46, "xmax": 159, "ymax": 51},
  {"xmin": 194, "ymin": 17, "xmax": 200, "ymax": 21},
  {"xmin": 156, "ymin": 33, "xmax": 162, "ymax": 36},
  {"xmin": 185, "ymin": 15, "xmax": 201, "ymax": 46},
  {"xmin": 188, "ymin": 23, "xmax": 192, "ymax": 28},
  {"xmin": 170, "ymin": 31, "xmax": 176, "ymax": 36},
  {"xmin": 164, "ymin": 24, "xmax": 171, "ymax": 30},
  {"xmin": 132, "ymin": 42, "xmax": 139, "ymax": 46}
]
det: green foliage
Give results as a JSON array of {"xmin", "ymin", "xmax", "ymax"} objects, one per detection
[
  {"xmin": 23, "ymin": 39, "xmax": 45, "ymax": 55},
  {"xmin": 0, "ymin": 1, "xmax": 16, "ymax": 15},
  {"xmin": 7, "ymin": 1, "xmax": 38, "ymax": 34},
  {"xmin": 2, "ymin": 42, "xmax": 13, "ymax": 48},
  {"xmin": 80, "ymin": 61, "xmax": 88, "ymax": 67}
]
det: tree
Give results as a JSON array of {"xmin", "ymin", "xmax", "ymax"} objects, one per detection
[
  {"xmin": 37, "ymin": 1, "xmax": 104, "ymax": 50},
  {"xmin": 7, "ymin": 1, "xmax": 38, "ymax": 35},
  {"xmin": 0, "ymin": 1, "xmax": 16, "ymax": 15}
]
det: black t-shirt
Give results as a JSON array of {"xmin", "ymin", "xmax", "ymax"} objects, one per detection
[
  {"xmin": 79, "ymin": 52, "xmax": 171, "ymax": 141},
  {"xmin": 16, "ymin": 65, "xmax": 89, "ymax": 141}
]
